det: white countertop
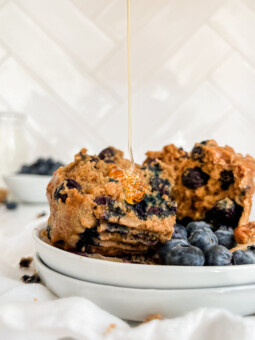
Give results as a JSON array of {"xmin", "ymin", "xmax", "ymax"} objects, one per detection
[{"xmin": 1, "ymin": 203, "xmax": 49, "ymax": 237}]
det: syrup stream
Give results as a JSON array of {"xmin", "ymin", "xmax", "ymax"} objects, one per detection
[{"xmin": 127, "ymin": 0, "xmax": 134, "ymax": 171}]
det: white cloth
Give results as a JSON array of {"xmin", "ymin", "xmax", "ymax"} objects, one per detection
[{"xmin": 1, "ymin": 211, "xmax": 255, "ymax": 339}]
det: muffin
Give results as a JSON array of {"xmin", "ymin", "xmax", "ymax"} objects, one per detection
[
  {"xmin": 145, "ymin": 140, "xmax": 255, "ymax": 229},
  {"xmin": 46, "ymin": 147, "xmax": 176, "ymax": 257}
]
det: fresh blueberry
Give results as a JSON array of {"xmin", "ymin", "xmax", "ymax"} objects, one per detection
[
  {"xmin": 158, "ymin": 239, "xmax": 190, "ymax": 263},
  {"xmin": 247, "ymin": 245, "xmax": 255, "ymax": 253},
  {"xmin": 215, "ymin": 225, "xmax": 236, "ymax": 249},
  {"xmin": 205, "ymin": 245, "xmax": 232, "ymax": 266},
  {"xmin": 5, "ymin": 201, "xmax": 18, "ymax": 210},
  {"xmin": 163, "ymin": 245, "xmax": 205, "ymax": 266},
  {"xmin": 188, "ymin": 229, "xmax": 218, "ymax": 252},
  {"xmin": 18, "ymin": 158, "xmax": 63, "ymax": 176},
  {"xmin": 172, "ymin": 224, "xmax": 188, "ymax": 240},
  {"xmin": 232, "ymin": 250, "xmax": 255, "ymax": 265},
  {"xmin": 186, "ymin": 221, "xmax": 213, "ymax": 236},
  {"xmin": 19, "ymin": 165, "xmax": 31, "ymax": 174},
  {"xmin": 48, "ymin": 161, "xmax": 63, "ymax": 175},
  {"xmin": 182, "ymin": 167, "xmax": 210, "ymax": 189}
]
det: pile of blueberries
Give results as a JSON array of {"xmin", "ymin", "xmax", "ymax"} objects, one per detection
[
  {"xmin": 18, "ymin": 158, "xmax": 64, "ymax": 176},
  {"xmin": 158, "ymin": 221, "xmax": 255, "ymax": 266}
]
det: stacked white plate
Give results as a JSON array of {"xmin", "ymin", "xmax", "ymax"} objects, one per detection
[{"xmin": 33, "ymin": 218, "xmax": 255, "ymax": 321}]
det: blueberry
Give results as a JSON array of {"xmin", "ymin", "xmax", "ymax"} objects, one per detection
[
  {"xmin": 163, "ymin": 245, "xmax": 205, "ymax": 266},
  {"xmin": 147, "ymin": 206, "xmax": 163, "ymax": 217},
  {"xmin": 131, "ymin": 199, "xmax": 148, "ymax": 220},
  {"xmin": 54, "ymin": 183, "xmax": 67, "ymax": 203},
  {"xmin": 5, "ymin": 201, "xmax": 18, "ymax": 210},
  {"xmin": 37, "ymin": 163, "xmax": 50, "ymax": 175},
  {"xmin": 215, "ymin": 225, "xmax": 236, "ymax": 249},
  {"xmin": 144, "ymin": 158, "xmax": 162, "ymax": 174},
  {"xmin": 205, "ymin": 198, "xmax": 243, "ymax": 229},
  {"xmin": 158, "ymin": 239, "xmax": 190, "ymax": 263},
  {"xmin": 182, "ymin": 167, "xmax": 210, "ymax": 189},
  {"xmin": 191, "ymin": 146, "xmax": 204, "ymax": 161},
  {"xmin": 98, "ymin": 147, "xmax": 115, "ymax": 160},
  {"xmin": 150, "ymin": 176, "xmax": 170, "ymax": 196},
  {"xmin": 232, "ymin": 250, "xmax": 255, "ymax": 265},
  {"xmin": 19, "ymin": 165, "xmax": 31, "ymax": 174},
  {"xmin": 66, "ymin": 178, "xmax": 82, "ymax": 191},
  {"xmin": 205, "ymin": 245, "xmax": 232, "ymax": 266},
  {"xmin": 76, "ymin": 226, "xmax": 99, "ymax": 251},
  {"xmin": 247, "ymin": 245, "xmax": 255, "ymax": 253},
  {"xmin": 220, "ymin": 170, "xmax": 234, "ymax": 190},
  {"xmin": 172, "ymin": 224, "xmax": 188, "ymax": 240},
  {"xmin": 187, "ymin": 221, "xmax": 212, "ymax": 236},
  {"xmin": 94, "ymin": 196, "xmax": 114, "ymax": 205},
  {"xmin": 18, "ymin": 158, "xmax": 63, "ymax": 176},
  {"xmin": 46, "ymin": 225, "xmax": 51, "ymax": 240},
  {"xmin": 48, "ymin": 161, "xmax": 63, "ymax": 174},
  {"xmin": 188, "ymin": 229, "xmax": 218, "ymax": 252}
]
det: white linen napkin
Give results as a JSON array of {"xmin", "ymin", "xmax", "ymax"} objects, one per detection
[{"xmin": 1, "ymin": 216, "xmax": 255, "ymax": 340}]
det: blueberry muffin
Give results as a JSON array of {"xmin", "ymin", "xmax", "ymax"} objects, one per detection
[
  {"xmin": 145, "ymin": 140, "xmax": 255, "ymax": 229},
  {"xmin": 46, "ymin": 147, "xmax": 176, "ymax": 257},
  {"xmin": 234, "ymin": 221, "xmax": 255, "ymax": 245}
]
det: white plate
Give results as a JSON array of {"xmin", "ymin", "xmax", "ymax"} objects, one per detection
[
  {"xmin": 33, "ymin": 219, "xmax": 255, "ymax": 289},
  {"xmin": 34, "ymin": 253, "xmax": 255, "ymax": 321},
  {"xmin": 3, "ymin": 174, "xmax": 51, "ymax": 203}
]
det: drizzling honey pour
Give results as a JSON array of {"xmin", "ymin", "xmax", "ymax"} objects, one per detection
[{"xmin": 108, "ymin": 0, "xmax": 146, "ymax": 205}]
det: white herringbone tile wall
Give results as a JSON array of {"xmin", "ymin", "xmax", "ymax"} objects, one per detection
[{"xmin": 1, "ymin": 0, "xmax": 255, "ymax": 163}]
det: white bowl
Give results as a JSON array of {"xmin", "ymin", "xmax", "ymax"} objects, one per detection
[
  {"xmin": 3, "ymin": 174, "xmax": 51, "ymax": 203},
  {"xmin": 33, "ymin": 219, "xmax": 255, "ymax": 289},
  {"xmin": 34, "ymin": 253, "xmax": 255, "ymax": 321}
]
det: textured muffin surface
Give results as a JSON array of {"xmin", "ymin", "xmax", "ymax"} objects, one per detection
[
  {"xmin": 145, "ymin": 140, "xmax": 255, "ymax": 229},
  {"xmin": 46, "ymin": 147, "xmax": 176, "ymax": 256}
]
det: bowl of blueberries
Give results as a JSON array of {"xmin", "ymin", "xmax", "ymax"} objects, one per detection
[{"xmin": 3, "ymin": 158, "xmax": 64, "ymax": 203}]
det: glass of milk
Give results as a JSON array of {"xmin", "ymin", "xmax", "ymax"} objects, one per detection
[{"xmin": 0, "ymin": 112, "xmax": 29, "ymax": 186}]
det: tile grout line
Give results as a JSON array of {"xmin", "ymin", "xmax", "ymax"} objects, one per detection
[
  {"xmin": 0, "ymin": 39, "xmax": 109, "ymax": 144},
  {"xmin": 209, "ymin": 77, "xmax": 255, "ymax": 129},
  {"xmin": 207, "ymin": 20, "xmax": 255, "ymax": 71},
  {"xmin": 99, "ymin": 1, "xmax": 228, "ymax": 98},
  {"xmin": 13, "ymin": 0, "xmax": 121, "ymax": 105}
]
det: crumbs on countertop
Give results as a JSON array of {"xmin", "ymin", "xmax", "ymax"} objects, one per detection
[
  {"xmin": 19, "ymin": 256, "xmax": 33, "ymax": 268},
  {"xmin": 104, "ymin": 323, "xmax": 116, "ymax": 335},
  {"xmin": 0, "ymin": 188, "xmax": 8, "ymax": 204},
  {"xmin": 141, "ymin": 314, "xmax": 163, "ymax": 324},
  {"xmin": 21, "ymin": 273, "xmax": 42, "ymax": 284}
]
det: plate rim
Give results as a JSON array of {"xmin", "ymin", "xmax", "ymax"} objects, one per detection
[
  {"xmin": 33, "ymin": 219, "xmax": 255, "ymax": 272},
  {"xmin": 34, "ymin": 252, "xmax": 255, "ymax": 293}
]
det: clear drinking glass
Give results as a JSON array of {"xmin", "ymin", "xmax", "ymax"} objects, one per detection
[{"xmin": 0, "ymin": 112, "xmax": 29, "ymax": 186}]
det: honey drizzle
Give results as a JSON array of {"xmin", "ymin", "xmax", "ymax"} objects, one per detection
[
  {"xmin": 127, "ymin": 0, "xmax": 134, "ymax": 171},
  {"xmin": 107, "ymin": 0, "xmax": 146, "ymax": 205}
]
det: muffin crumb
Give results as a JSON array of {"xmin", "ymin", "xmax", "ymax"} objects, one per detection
[
  {"xmin": 21, "ymin": 274, "xmax": 41, "ymax": 284},
  {"xmin": 19, "ymin": 256, "xmax": 33, "ymax": 268}
]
